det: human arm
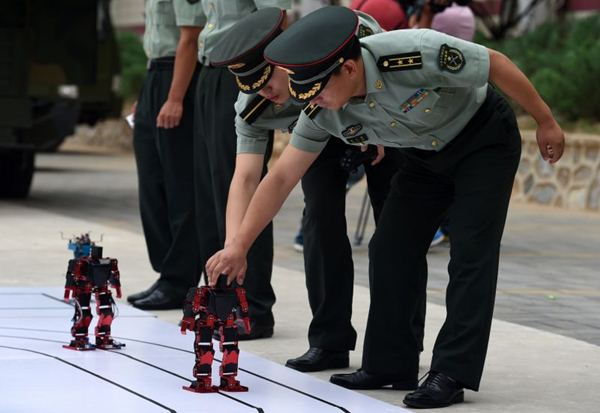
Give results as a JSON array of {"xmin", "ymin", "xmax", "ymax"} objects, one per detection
[
  {"xmin": 225, "ymin": 153, "xmax": 265, "ymax": 246},
  {"xmin": 156, "ymin": 25, "xmax": 201, "ymax": 128},
  {"xmin": 206, "ymin": 145, "xmax": 320, "ymax": 285},
  {"xmin": 488, "ymin": 49, "xmax": 565, "ymax": 163}
]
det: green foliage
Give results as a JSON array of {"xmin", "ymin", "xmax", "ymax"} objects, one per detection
[
  {"xmin": 116, "ymin": 31, "xmax": 146, "ymax": 100},
  {"xmin": 479, "ymin": 14, "xmax": 600, "ymax": 122}
]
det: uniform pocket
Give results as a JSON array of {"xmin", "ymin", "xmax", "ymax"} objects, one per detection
[{"xmin": 407, "ymin": 89, "xmax": 443, "ymax": 126}]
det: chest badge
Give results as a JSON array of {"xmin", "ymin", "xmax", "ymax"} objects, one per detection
[
  {"xmin": 342, "ymin": 124, "xmax": 363, "ymax": 137},
  {"xmin": 400, "ymin": 88, "xmax": 429, "ymax": 113},
  {"xmin": 346, "ymin": 134, "xmax": 369, "ymax": 145},
  {"xmin": 439, "ymin": 44, "xmax": 465, "ymax": 73}
]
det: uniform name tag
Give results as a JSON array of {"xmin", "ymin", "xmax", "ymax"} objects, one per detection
[{"xmin": 347, "ymin": 134, "xmax": 369, "ymax": 145}]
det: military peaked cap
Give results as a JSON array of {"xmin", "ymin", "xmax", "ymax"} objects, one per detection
[
  {"xmin": 211, "ymin": 8, "xmax": 286, "ymax": 94},
  {"xmin": 264, "ymin": 6, "xmax": 359, "ymax": 103}
]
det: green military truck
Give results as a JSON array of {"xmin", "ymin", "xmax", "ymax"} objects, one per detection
[{"xmin": 0, "ymin": 0, "xmax": 122, "ymax": 198}]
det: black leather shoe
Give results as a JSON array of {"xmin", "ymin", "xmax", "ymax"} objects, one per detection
[
  {"xmin": 330, "ymin": 369, "xmax": 417, "ymax": 390},
  {"xmin": 127, "ymin": 281, "xmax": 159, "ymax": 304},
  {"xmin": 285, "ymin": 348, "xmax": 349, "ymax": 372},
  {"xmin": 403, "ymin": 371, "xmax": 464, "ymax": 408},
  {"xmin": 131, "ymin": 287, "xmax": 186, "ymax": 310}
]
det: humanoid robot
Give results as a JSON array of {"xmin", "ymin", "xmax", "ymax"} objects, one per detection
[
  {"xmin": 180, "ymin": 275, "xmax": 250, "ymax": 393},
  {"xmin": 63, "ymin": 245, "xmax": 124, "ymax": 351}
]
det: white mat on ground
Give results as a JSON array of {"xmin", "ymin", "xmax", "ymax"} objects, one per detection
[{"xmin": 0, "ymin": 287, "xmax": 409, "ymax": 413}]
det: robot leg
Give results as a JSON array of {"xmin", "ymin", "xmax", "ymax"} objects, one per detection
[
  {"xmin": 183, "ymin": 322, "xmax": 218, "ymax": 393},
  {"xmin": 94, "ymin": 288, "xmax": 124, "ymax": 349},
  {"xmin": 64, "ymin": 290, "xmax": 94, "ymax": 351},
  {"xmin": 218, "ymin": 323, "xmax": 247, "ymax": 392}
]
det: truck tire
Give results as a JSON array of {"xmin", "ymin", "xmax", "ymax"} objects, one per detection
[{"xmin": 0, "ymin": 150, "xmax": 34, "ymax": 198}]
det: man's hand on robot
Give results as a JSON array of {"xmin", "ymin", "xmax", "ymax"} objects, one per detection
[
  {"xmin": 205, "ymin": 247, "xmax": 247, "ymax": 287},
  {"xmin": 180, "ymin": 317, "xmax": 195, "ymax": 335}
]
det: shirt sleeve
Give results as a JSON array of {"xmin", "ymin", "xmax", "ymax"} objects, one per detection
[
  {"xmin": 289, "ymin": 112, "xmax": 331, "ymax": 153},
  {"xmin": 418, "ymin": 29, "xmax": 490, "ymax": 88},
  {"xmin": 254, "ymin": 0, "xmax": 292, "ymax": 10},
  {"xmin": 355, "ymin": 10, "xmax": 385, "ymax": 36},
  {"xmin": 234, "ymin": 94, "xmax": 270, "ymax": 154},
  {"xmin": 173, "ymin": 0, "xmax": 206, "ymax": 27}
]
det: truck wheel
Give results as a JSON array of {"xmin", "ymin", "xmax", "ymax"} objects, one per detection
[{"xmin": 0, "ymin": 150, "xmax": 35, "ymax": 199}]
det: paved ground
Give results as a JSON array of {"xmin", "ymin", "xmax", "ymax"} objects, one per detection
[
  {"xmin": 18, "ymin": 146, "xmax": 600, "ymax": 346},
  {"xmin": 1, "ymin": 145, "xmax": 599, "ymax": 412}
]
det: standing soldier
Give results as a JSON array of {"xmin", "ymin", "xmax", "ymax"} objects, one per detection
[
  {"xmin": 192, "ymin": 0, "xmax": 291, "ymax": 340},
  {"xmin": 206, "ymin": 6, "xmax": 565, "ymax": 408},
  {"xmin": 127, "ymin": 0, "xmax": 203, "ymax": 310},
  {"xmin": 208, "ymin": 7, "xmax": 411, "ymax": 371}
]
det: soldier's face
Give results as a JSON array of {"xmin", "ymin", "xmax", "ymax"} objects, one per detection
[
  {"xmin": 258, "ymin": 66, "xmax": 290, "ymax": 104},
  {"xmin": 310, "ymin": 61, "xmax": 360, "ymax": 110}
]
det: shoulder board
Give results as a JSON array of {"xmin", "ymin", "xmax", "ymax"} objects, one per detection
[
  {"xmin": 240, "ymin": 95, "xmax": 271, "ymax": 125},
  {"xmin": 377, "ymin": 52, "xmax": 423, "ymax": 72},
  {"xmin": 302, "ymin": 103, "xmax": 322, "ymax": 119}
]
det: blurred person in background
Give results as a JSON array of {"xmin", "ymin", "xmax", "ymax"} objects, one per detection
[{"xmin": 128, "ymin": 0, "xmax": 203, "ymax": 310}]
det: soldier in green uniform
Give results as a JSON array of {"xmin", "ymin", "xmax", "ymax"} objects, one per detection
[
  {"xmin": 209, "ymin": 7, "xmax": 411, "ymax": 372},
  {"xmin": 128, "ymin": 0, "xmax": 204, "ymax": 310},
  {"xmin": 206, "ymin": 6, "xmax": 565, "ymax": 408},
  {"xmin": 192, "ymin": 0, "xmax": 291, "ymax": 340}
]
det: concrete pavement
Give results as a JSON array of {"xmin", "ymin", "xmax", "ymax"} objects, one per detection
[
  {"xmin": 1, "ymin": 146, "xmax": 599, "ymax": 411},
  {"xmin": 1, "ymin": 199, "xmax": 599, "ymax": 412}
]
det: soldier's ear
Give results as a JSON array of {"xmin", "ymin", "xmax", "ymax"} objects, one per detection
[{"xmin": 341, "ymin": 59, "xmax": 359, "ymax": 78}]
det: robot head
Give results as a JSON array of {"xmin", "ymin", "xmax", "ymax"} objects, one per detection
[{"xmin": 91, "ymin": 245, "xmax": 103, "ymax": 259}]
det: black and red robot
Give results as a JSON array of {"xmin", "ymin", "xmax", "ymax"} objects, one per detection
[
  {"xmin": 63, "ymin": 245, "xmax": 125, "ymax": 351},
  {"xmin": 180, "ymin": 275, "xmax": 251, "ymax": 393}
]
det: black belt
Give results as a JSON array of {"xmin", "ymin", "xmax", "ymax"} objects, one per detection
[{"xmin": 147, "ymin": 56, "xmax": 175, "ymax": 70}]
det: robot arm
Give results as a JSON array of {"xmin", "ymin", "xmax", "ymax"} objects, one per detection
[
  {"xmin": 235, "ymin": 287, "xmax": 251, "ymax": 334},
  {"xmin": 180, "ymin": 287, "xmax": 199, "ymax": 334},
  {"xmin": 108, "ymin": 259, "xmax": 122, "ymax": 298},
  {"xmin": 63, "ymin": 259, "xmax": 77, "ymax": 301}
]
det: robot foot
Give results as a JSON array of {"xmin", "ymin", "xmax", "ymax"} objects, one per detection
[
  {"xmin": 182, "ymin": 379, "xmax": 219, "ymax": 393},
  {"xmin": 219, "ymin": 376, "xmax": 248, "ymax": 392},
  {"xmin": 95, "ymin": 338, "xmax": 126, "ymax": 350},
  {"xmin": 63, "ymin": 338, "xmax": 96, "ymax": 351}
]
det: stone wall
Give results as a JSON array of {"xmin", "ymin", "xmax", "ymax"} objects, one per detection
[
  {"xmin": 513, "ymin": 131, "xmax": 600, "ymax": 212},
  {"xmin": 63, "ymin": 124, "xmax": 600, "ymax": 213}
]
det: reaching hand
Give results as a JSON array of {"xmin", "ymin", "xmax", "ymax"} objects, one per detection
[
  {"xmin": 371, "ymin": 145, "xmax": 385, "ymax": 166},
  {"xmin": 536, "ymin": 120, "xmax": 565, "ymax": 164},
  {"xmin": 205, "ymin": 243, "xmax": 248, "ymax": 287}
]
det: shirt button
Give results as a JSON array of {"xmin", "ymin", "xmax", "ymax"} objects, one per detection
[
  {"xmin": 424, "ymin": 108, "xmax": 432, "ymax": 113},
  {"xmin": 431, "ymin": 139, "xmax": 439, "ymax": 147},
  {"xmin": 390, "ymin": 121, "xmax": 397, "ymax": 127},
  {"xmin": 207, "ymin": 23, "xmax": 214, "ymax": 29},
  {"xmin": 368, "ymin": 101, "xmax": 376, "ymax": 108}
]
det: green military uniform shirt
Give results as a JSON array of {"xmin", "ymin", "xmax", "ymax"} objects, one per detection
[
  {"xmin": 143, "ymin": 0, "xmax": 206, "ymax": 59},
  {"xmin": 196, "ymin": 0, "xmax": 292, "ymax": 66},
  {"xmin": 234, "ymin": 11, "xmax": 384, "ymax": 154},
  {"xmin": 290, "ymin": 29, "xmax": 491, "ymax": 153}
]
